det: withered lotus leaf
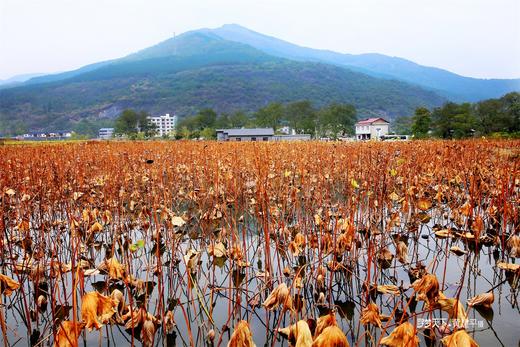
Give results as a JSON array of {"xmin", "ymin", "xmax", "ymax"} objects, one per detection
[
  {"xmin": 436, "ymin": 293, "xmax": 468, "ymax": 326},
  {"xmin": 227, "ymin": 320, "xmax": 256, "ymax": 347},
  {"xmin": 207, "ymin": 242, "xmax": 227, "ymax": 258},
  {"xmin": 313, "ymin": 326, "xmax": 349, "ymax": 347},
  {"xmin": 53, "ymin": 321, "xmax": 85, "ymax": 347},
  {"xmin": 99, "ymin": 257, "xmax": 126, "ymax": 281},
  {"xmin": 396, "ymin": 241, "xmax": 409, "ymax": 264},
  {"xmin": 450, "ymin": 246, "xmax": 467, "ymax": 256},
  {"xmin": 376, "ymin": 285, "xmax": 400, "ymax": 296},
  {"xmin": 360, "ymin": 302, "xmax": 382, "ymax": 327},
  {"xmin": 262, "ymin": 282, "xmax": 293, "ymax": 311},
  {"xmin": 0, "ymin": 273, "xmax": 20, "ymax": 296},
  {"xmin": 467, "ymin": 291, "xmax": 494, "ymax": 308},
  {"xmin": 171, "ymin": 216, "xmax": 186, "ymax": 227},
  {"xmin": 411, "ymin": 274, "xmax": 439, "ymax": 306},
  {"xmin": 183, "ymin": 249, "xmax": 200, "ymax": 272},
  {"xmin": 380, "ymin": 321, "xmax": 419, "ymax": 347},
  {"xmin": 417, "ymin": 198, "xmax": 432, "ymax": 211},
  {"xmin": 441, "ymin": 329, "xmax": 479, "ymax": 347},
  {"xmin": 507, "ymin": 235, "xmax": 520, "ymax": 258},
  {"xmin": 278, "ymin": 320, "xmax": 313, "ymax": 347},
  {"xmin": 496, "ymin": 262, "xmax": 520, "ymax": 272},
  {"xmin": 80, "ymin": 291, "xmax": 117, "ymax": 331}
]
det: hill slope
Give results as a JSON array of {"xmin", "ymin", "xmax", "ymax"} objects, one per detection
[
  {"xmin": 208, "ymin": 24, "xmax": 520, "ymax": 101},
  {"xmin": 0, "ymin": 31, "xmax": 446, "ymax": 135}
]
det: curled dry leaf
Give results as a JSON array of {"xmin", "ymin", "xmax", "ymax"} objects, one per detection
[
  {"xmin": 99, "ymin": 257, "xmax": 127, "ymax": 281},
  {"xmin": 313, "ymin": 326, "xmax": 349, "ymax": 347},
  {"xmin": 80, "ymin": 291, "xmax": 117, "ymax": 331},
  {"xmin": 441, "ymin": 329, "xmax": 479, "ymax": 347},
  {"xmin": 467, "ymin": 291, "xmax": 494, "ymax": 308},
  {"xmin": 411, "ymin": 274, "xmax": 439, "ymax": 307},
  {"xmin": 507, "ymin": 235, "xmax": 520, "ymax": 258},
  {"xmin": 377, "ymin": 285, "xmax": 400, "ymax": 296},
  {"xmin": 183, "ymin": 249, "xmax": 201, "ymax": 272},
  {"xmin": 207, "ymin": 241, "xmax": 227, "ymax": 258},
  {"xmin": 417, "ymin": 198, "xmax": 432, "ymax": 211},
  {"xmin": 227, "ymin": 320, "xmax": 256, "ymax": 347},
  {"xmin": 435, "ymin": 229, "xmax": 451, "ymax": 239},
  {"xmin": 141, "ymin": 319, "xmax": 156, "ymax": 347},
  {"xmin": 436, "ymin": 293, "xmax": 468, "ymax": 326},
  {"xmin": 496, "ymin": 262, "xmax": 520, "ymax": 272},
  {"xmin": 396, "ymin": 241, "xmax": 409, "ymax": 264},
  {"xmin": 278, "ymin": 320, "xmax": 313, "ymax": 347},
  {"xmin": 360, "ymin": 302, "xmax": 381, "ymax": 327},
  {"xmin": 380, "ymin": 321, "xmax": 419, "ymax": 347},
  {"xmin": 54, "ymin": 321, "xmax": 85, "ymax": 347},
  {"xmin": 171, "ymin": 216, "xmax": 186, "ymax": 227},
  {"xmin": 0, "ymin": 273, "xmax": 20, "ymax": 296},
  {"xmin": 450, "ymin": 246, "xmax": 467, "ymax": 256},
  {"xmin": 262, "ymin": 282, "xmax": 293, "ymax": 311}
]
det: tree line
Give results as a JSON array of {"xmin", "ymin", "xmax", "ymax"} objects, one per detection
[
  {"xmin": 394, "ymin": 92, "xmax": 520, "ymax": 139},
  {"xmin": 175, "ymin": 101, "xmax": 357, "ymax": 139}
]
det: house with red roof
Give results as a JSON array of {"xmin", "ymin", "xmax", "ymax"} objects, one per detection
[{"xmin": 355, "ymin": 117, "xmax": 390, "ymax": 140}]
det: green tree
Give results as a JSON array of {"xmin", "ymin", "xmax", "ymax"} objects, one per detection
[
  {"xmin": 431, "ymin": 102, "xmax": 476, "ymax": 139},
  {"xmin": 255, "ymin": 102, "xmax": 284, "ymax": 131},
  {"xmin": 285, "ymin": 100, "xmax": 316, "ymax": 134},
  {"xmin": 229, "ymin": 111, "xmax": 249, "ymax": 128},
  {"xmin": 196, "ymin": 108, "xmax": 217, "ymax": 129},
  {"xmin": 411, "ymin": 107, "xmax": 431, "ymax": 138},
  {"xmin": 317, "ymin": 103, "xmax": 356, "ymax": 139},
  {"xmin": 200, "ymin": 127, "xmax": 216, "ymax": 139},
  {"xmin": 392, "ymin": 115, "xmax": 413, "ymax": 135},
  {"xmin": 114, "ymin": 109, "xmax": 156, "ymax": 138}
]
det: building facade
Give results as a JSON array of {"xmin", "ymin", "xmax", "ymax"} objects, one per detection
[
  {"xmin": 355, "ymin": 118, "xmax": 390, "ymax": 140},
  {"xmin": 148, "ymin": 113, "xmax": 177, "ymax": 137},
  {"xmin": 98, "ymin": 128, "xmax": 114, "ymax": 139},
  {"xmin": 216, "ymin": 128, "xmax": 274, "ymax": 141}
]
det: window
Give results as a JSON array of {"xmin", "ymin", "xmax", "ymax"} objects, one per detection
[
  {"xmin": 263, "ymin": 137, "xmax": 269, "ymax": 141},
  {"xmin": 251, "ymin": 137, "xmax": 256, "ymax": 141},
  {"xmin": 236, "ymin": 138, "xmax": 241, "ymax": 141}
]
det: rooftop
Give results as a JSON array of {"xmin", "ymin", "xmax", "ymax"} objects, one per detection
[
  {"xmin": 356, "ymin": 117, "xmax": 389, "ymax": 125},
  {"xmin": 217, "ymin": 128, "xmax": 275, "ymax": 136}
]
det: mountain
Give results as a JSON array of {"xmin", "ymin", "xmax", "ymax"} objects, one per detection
[
  {"xmin": 207, "ymin": 24, "xmax": 520, "ymax": 101},
  {"xmin": 0, "ymin": 30, "xmax": 447, "ymax": 136},
  {"xmin": 0, "ymin": 73, "xmax": 47, "ymax": 88}
]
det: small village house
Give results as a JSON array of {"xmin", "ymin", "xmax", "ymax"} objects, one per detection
[
  {"xmin": 216, "ymin": 128, "xmax": 311, "ymax": 141},
  {"xmin": 355, "ymin": 117, "xmax": 390, "ymax": 140}
]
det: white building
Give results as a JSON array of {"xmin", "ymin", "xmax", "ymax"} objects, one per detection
[
  {"xmin": 99, "ymin": 128, "xmax": 114, "ymax": 139},
  {"xmin": 148, "ymin": 113, "xmax": 177, "ymax": 137},
  {"xmin": 355, "ymin": 117, "xmax": 390, "ymax": 140}
]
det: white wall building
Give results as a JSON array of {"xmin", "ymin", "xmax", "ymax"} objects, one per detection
[
  {"xmin": 355, "ymin": 117, "xmax": 390, "ymax": 140},
  {"xmin": 99, "ymin": 128, "xmax": 114, "ymax": 139},
  {"xmin": 148, "ymin": 113, "xmax": 177, "ymax": 137}
]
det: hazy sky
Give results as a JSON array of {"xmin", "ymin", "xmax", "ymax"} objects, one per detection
[{"xmin": 1, "ymin": 0, "xmax": 519, "ymax": 80}]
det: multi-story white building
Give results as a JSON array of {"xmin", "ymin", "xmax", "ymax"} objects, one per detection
[
  {"xmin": 148, "ymin": 113, "xmax": 177, "ymax": 137},
  {"xmin": 98, "ymin": 128, "xmax": 114, "ymax": 139},
  {"xmin": 355, "ymin": 117, "xmax": 390, "ymax": 140}
]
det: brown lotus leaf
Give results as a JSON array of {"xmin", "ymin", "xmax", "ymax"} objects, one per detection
[
  {"xmin": 388, "ymin": 191, "xmax": 400, "ymax": 202},
  {"xmin": 0, "ymin": 273, "xmax": 20, "ymax": 296},
  {"xmin": 98, "ymin": 257, "xmax": 126, "ymax": 281},
  {"xmin": 278, "ymin": 320, "xmax": 313, "ymax": 347},
  {"xmin": 89, "ymin": 222, "xmax": 103, "ymax": 233},
  {"xmin": 80, "ymin": 291, "xmax": 117, "ymax": 331},
  {"xmin": 411, "ymin": 274, "xmax": 439, "ymax": 306},
  {"xmin": 377, "ymin": 285, "xmax": 400, "ymax": 296},
  {"xmin": 380, "ymin": 321, "xmax": 419, "ymax": 347},
  {"xmin": 227, "ymin": 320, "xmax": 256, "ymax": 347},
  {"xmin": 313, "ymin": 326, "xmax": 349, "ymax": 347},
  {"xmin": 496, "ymin": 262, "xmax": 520, "ymax": 272},
  {"xmin": 141, "ymin": 319, "xmax": 156, "ymax": 347},
  {"xmin": 111, "ymin": 289, "xmax": 126, "ymax": 317},
  {"xmin": 467, "ymin": 291, "xmax": 494, "ymax": 309},
  {"xmin": 207, "ymin": 242, "xmax": 227, "ymax": 258},
  {"xmin": 122, "ymin": 306, "xmax": 159, "ymax": 330},
  {"xmin": 54, "ymin": 321, "xmax": 85, "ymax": 347},
  {"xmin": 435, "ymin": 229, "xmax": 451, "ymax": 238},
  {"xmin": 450, "ymin": 246, "xmax": 467, "ymax": 256},
  {"xmin": 314, "ymin": 311, "xmax": 338, "ymax": 338},
  {"xmin": 294, "ymin": 233, "xmax": 305, "ymax": 247},
  {"xmin": 417, "ymin": 198, "xmax": 432, "ymax": 211},
  {"xmin": 171, "ymin": 216, "xmax": 186, "ymax": 227},
  {"xmin": 262, "ymin": 282, "xmax": 293, "ymax": 311},
  {"xmin": 396, "ymin": 241, "xmax": 409, "ymax": 264},
  {"xmin": 183, "ymin": 249, "xmax": 200, "ymax": 272},
  {"xmin": 288, "ymin": 241, "xmax": 301, "ymax": 257},
  {"xmin": 164, "ymin": 310, "xmax": 175, "ymax": 334},
  {"xmin": 507, "ymin": 235, "xmax": 520, "ymax": 257},
  {"xmin": 436, "ymin": 293, "xmax": 468, "ymax": 326},
  {"xmin": 378, "ymin": 248, "xmax": 394, "ymax": 263},
  {"xmin": 360, "ymin": 302, "xmax": 381, "ymax": 327},
  {"xmin": 441, "ymin": 329, "xmax": 479, "ymax": 347}
]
